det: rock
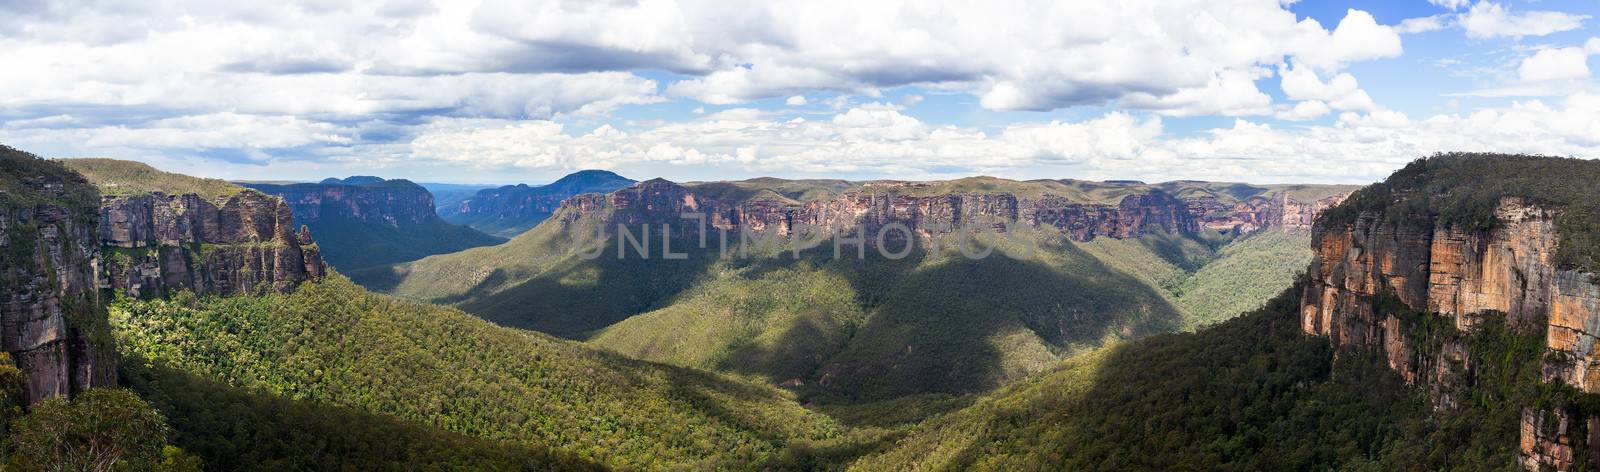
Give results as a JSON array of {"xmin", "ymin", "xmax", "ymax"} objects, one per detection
[
  {"xmin": 95, "ymin": 191, "xmax": 326, "ymax": 297},
  {"xmin": 1301, "ymin": 197, "xmax": 1600, "ymax": 470},
  {"xmin": 1, "ymin": 152, "xmax": 116, "ymax": 405},
  {"xmin": 556, "ymin": 179, "xmax": 1344, "ymax": 244},
  {"xmin": 242, "ymin": 178, "xmax": 438, "ymax": 228}
]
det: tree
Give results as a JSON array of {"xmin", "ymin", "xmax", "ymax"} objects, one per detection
[{"xmin": 7, "ymin": 389, "xmax": 168, "ymax": 472}]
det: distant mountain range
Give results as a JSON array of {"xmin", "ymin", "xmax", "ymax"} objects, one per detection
[{"xmin": 440, "ymin": 170, "xmax": 636, "ymax": 237}]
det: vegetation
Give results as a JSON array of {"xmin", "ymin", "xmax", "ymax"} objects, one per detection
[
  {"xmin": 1173, "ymin": 229, "xmax": 1314, "ymax": 328},
  {"xmin": 1321, "ymin": 152, "xmax": 1600, "ymax": 275},
  {"xmin": 58, "ymin": 158, "xmax": 244, "ymax": 201},
  {"xmin": 4, "ymin": 388, "xmax": 193, "ymax": 472},
  {"xmin": 852, "ymin": 281, "xmax": 1555, "ymax": 470},
  {"xmin": 109, "ymin": 277, "xmax": 850, "ymax": 470},
  {"xmin": 295, "ymin": 214, "xmax": 503, "ymax": 272},
  {"xmin": 122, "ymin": 359, "xmax": 602, "ymax": 471},
  {"xmin": 0, "ymin": 145, "xmax": 101, "ymax": 216},
  {"xmin": 376, "ymin": 194, "xmax": 1313, "ymax": 402}
]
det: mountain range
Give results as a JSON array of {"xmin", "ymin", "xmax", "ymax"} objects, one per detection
[
  {"xmin": 5, "ymin": 142, "xmax": 1599, "ymax": 470},
  {"xmin": 439, "ymin": 170, "xmax": 637, "ymax": 237}
]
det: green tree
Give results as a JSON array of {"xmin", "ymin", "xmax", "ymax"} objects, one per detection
[{"xmin": 7, "ymin": 389, "xmax": 168, "ymax": 472}]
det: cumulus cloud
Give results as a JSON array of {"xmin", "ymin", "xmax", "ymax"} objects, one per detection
[
  {"xmin": 1519, "ymin": 46, "xmax": 1592, "ymax": 82},
  {"xmin": 399, "ymin": 96, "xmax": 1600, "ymax": 183},
  {"xmin": 1279, "ymin": 64, "xmax": 1378, "ymax": 112}
]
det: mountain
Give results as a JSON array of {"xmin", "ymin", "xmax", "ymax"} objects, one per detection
[
  {"xmin": 442, "ymin": 169, "xmax": 636, "ymax": 237},
  {"xmin": 417, "ymin": 182, "xmax": 496, "ymax": 216},
  {"xmin": 859, "ymin": 153, "xmax": 1600, "ymax": 470},
  {"xmin": 365, "ymin": 176, "xmax": 1353, "ymax": 402},
  {"xmin": 5, "ymin": 145, "xmax": 859, "ymax": 470},
  {"xmin": 1302, "ymin": 153, "xmax": 1600, "ymax": 469},
  {"xmin": 241, "ymin": 177, "xmax": 502, "ymax": 272}
]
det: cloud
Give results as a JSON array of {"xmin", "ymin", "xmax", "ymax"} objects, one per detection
[
  {"xmin": 785, "ymin": 95, "xmax": 809, "ymax": 106},
  {"xmin": 1395, "ymin": 15, "xmax": 1450, "ymax": 34},
  {"xmin": 396, "ymin": 95, "xmax": 1600, "ymax": 183},
  {"xmin": 1278, "ymin": 64, "xmax": 1378, "ymax": 112},
  {"xmin": 1458, "ymin": 2, "xmax": 1588, "ymax": 39},
  {"xmin": 1519, "ymin": 46, "xmax": 1592, "ymax": 82},
  {"xmin": 1275, "ymin": 100, "xmax": 1331, "ymax": 121}
]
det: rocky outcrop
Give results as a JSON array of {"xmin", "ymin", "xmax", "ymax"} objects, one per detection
[
  {"xmin": 242, "ymin": 178, "xmax": 437, "ymax": 228},
  {"xmin": 96, "ymin": 191, "xmax": 325, "ymax": 297},
  {"xmin": 558, "ymin": 179, "xmax": 1334, "ymax": 243},
  {"xmin": 1301, "ymin": 197, "xmax": 1600, "ymax": 470},
  {"xmin": 1, "ymin": 156, "xmax": 115, "ymax": 405}
]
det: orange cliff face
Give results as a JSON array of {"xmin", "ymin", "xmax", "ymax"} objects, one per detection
[
  {"xmin": 1300, "ymin": 197, "xmax": 1600, "ymax": 470},
  {"xmin": 557, "ymin": 179, "xmax": 1349, "ymax": 244}
]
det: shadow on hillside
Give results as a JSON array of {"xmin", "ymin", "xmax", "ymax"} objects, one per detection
[
  {"xmin": 119, "ymin": 356, "xmax": 606, "ymax": 471},
  {"xmin": 451, "ymin": 233, "xmax": 722, "ymax": 337},
  {"xmin": 909, "ymin": 280, "xmax": 1434, "ymax": 470},
  {"xmin": 804, "ymin": 237, "xmax": 1186, "ymax": 403}
]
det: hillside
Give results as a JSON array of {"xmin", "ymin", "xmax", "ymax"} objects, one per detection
[
  {"xmin": 845, "ymin": 153, "xmax": 1600, "ymax": 470},
  {"xmin": 58, "ymin": 158, "xmax": 243, "ymax": 200},
  {"xmin": 444, "ymin": 170, "xmax": 636, "ymax": 237},
  {"xmin": 848, "ymin": 283, "xmax": 1538, "ymax": 470},
  {"xmin": 110, "ymin": 276, "xmax": 856, "ymax": 470},
  {"xmin": 367, "ymin": 176, "xmax": 1338, "ymax": 402},
  {"xmin": 243, "ymin": 177, "xmax": 503, "ymax": 272}
]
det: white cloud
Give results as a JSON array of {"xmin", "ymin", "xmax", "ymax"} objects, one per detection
[
  {"xmin": 1459, "ymin": 2, "xmax": 1588, "ymax": 39},
  {"xmin": 1290, "ymin": 10, "xmax": 1403, "ymax": 72},
  {"xmin": 396, "ymin": 95, "xmax": 1600, "ymax": 183},
  {"xmin": 1278, "ymin": 65, "xmax": 1378, "ymax": 112},
  {"xmin": 1429, "ymin": 0, "xmax": 1473, "ymax": 10},
  {"xmin": 785, "ymin": 95, "xmax": 809, "ymax": 106},
  {"xmin": 1519, "ymin": 46, "xmax": 1592, "ymax": 82},
  {"xmin": 1276, "ymin": 100, "xmax": 1331, "ymax": 121},
  {"xmin": 1396, "ymin": 15, "xmax": 1450, "ymax": 34}
]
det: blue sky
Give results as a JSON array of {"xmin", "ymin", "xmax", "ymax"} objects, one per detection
[{"xmin": 1, "ymin": 0, "xmax": 1598, "ymax": 185}]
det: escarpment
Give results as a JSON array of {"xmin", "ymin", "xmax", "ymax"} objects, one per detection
[
  {"xmin": 96, "ymin": 190, "xmax": 326, "ymax": 297},
  {"xmin": 556, "ymin": 178, "xmax": 1346, "ymax": 243},
  {"xmin": 243, "ymin": 178, "xmax": 438, "ymax": 228},
  {"xmin": 0, "ymin": 152, "xmax": 116, "ymax": 404},
  {"xmin": 1303, "ymin": 199, "xmax": 1600, "ymax": 470}
]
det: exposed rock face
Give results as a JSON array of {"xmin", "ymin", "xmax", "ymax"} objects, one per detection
[
  {"xmin": 559, "ymin": 179, "xmax": 1337, "ymax": 243},
  {"xmin": 1, "ymin": 161, "xmax": 115, "ymax": 404},
  {"xmin": 242, "ymin": 179, "xmax": 436, "ymax": 228},
  {"xmin": 1301, "ymin": 197, "xmax": 1600, "ymax": 470},
  {"xmin": 96, "ymin": 191, "xmax": 325, "ymax": 297},
  {"xmin": 1189, "ymin": 193, "xmax": 1349, "ymax": 233}
]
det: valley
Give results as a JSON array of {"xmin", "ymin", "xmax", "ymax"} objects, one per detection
[{"xmin": 5, "ymin": 144, "xmax": 1599, "ymax": 471}]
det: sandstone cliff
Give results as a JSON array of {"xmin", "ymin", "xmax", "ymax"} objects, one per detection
[
  {"xmin": 556, "ymin": 178, "xmax": 1343, "ymax": 244},
  {"xmin": 244, "ymin": 177, "xmax": 501, "ymax": 271},
  {"xmin": 243, "ymin": 178, "xmax": 438, "ymax": 228},
  {"xmin": 1301, "ymin": 197, "xmax": 1600, "ymax": 470},
  {"xmin": 1, "ymin": 150, "xmax": 115, "ymax": 404},
  {"xmin": 96, "ymin": 190, "xmax": 326, "ymax": 297}
]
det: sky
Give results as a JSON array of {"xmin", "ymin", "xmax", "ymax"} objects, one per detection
[{"xmin": 1, "ymin": 0, "xmax": 1598, "ymax": 185}]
